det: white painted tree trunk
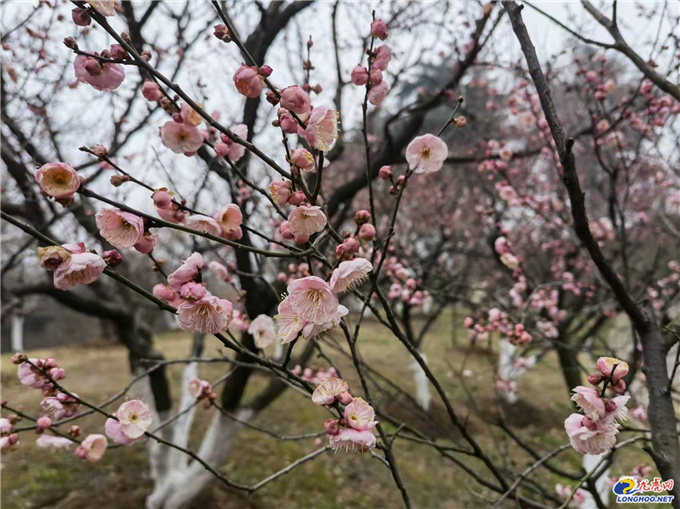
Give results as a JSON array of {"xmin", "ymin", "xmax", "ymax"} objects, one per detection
[
  {"xmin": 11, "ymin": 314, "xmax": 24, "ymax": 352},
  {"xmin": 166, "ymin": 362, "xmax": 199, "ymax": 471},
  {"xmin": 410, "ymin": 353, "xmax": 431, "ymax": 411},
  {"xmin": 145, "ymin": 409, "xmax": 252, "ymax": 509},
  {"xmin": 581, "ymin": 453, "xmax": 610, "ymax": 508},
  {"xmin": 498, "ymin": 340, "xmax": 519, "ymax": 404}
]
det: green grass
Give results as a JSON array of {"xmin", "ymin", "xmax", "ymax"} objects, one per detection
[{"xmin": 0, "ymin": 315, "xmax": 654, "ymax": 508}]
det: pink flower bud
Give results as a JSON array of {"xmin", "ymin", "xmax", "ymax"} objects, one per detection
[
  {"xmin": 152, "ymin": 188, "xmax": 173, "ymax": 210},
  {"xmin": 259, "ymin": 65, "xmax": 273, "ymax": 78},
  {"xmin": 68, "ymin": 425, "xmax": 81, "ymax": 437},
  {"xmin": 37, "ymin": 416, "xmax": 52, "ymax": 429},
  {"xmin": 292, "ymin": 365, "xmax": 302, "ymax": 375},
  {"xmin": 324, "ymin": 418, "xmax": 340, "ymax": 436},
  {"xmin": 369, "ymin": 69, "xmax": 383, "ymax": 86},
  {"xmin": 350, "ymin": 65, "xmax": 369, "ymax": 86},
  {"xmin": 213, "ymin": 24, "xmax": 231, "ymax": 42},
  {"xmin": 214, "ymin": 142, "xmax": 229, "ymax": 158},
  {"xmin": 49, "ymin": 367, "xmax": 65, "ymax": 380},
  {"xmin": 455, "ymin": 116, "xmax": 467, "ymax": 128},
  {"xmin": 354, "ymin": 210, "xmax": 371, "ymax": 225},
  {"xmin": 587, "ymin": 374, "xmax": 603, "ymax": 386},
  {"xmin": 337, "ymin": 392, "xmax": 353, "ymax": 405},
  {"xmin": 609, "ymin": 379, "xmax": 626, "ymax": 394},
  {"xmin": 92, "ymin": 144, "xmax": 108, "ymax": 158},
  {"xmin": 266, "ymin": 89, "xmax": 280, "ymax": 106},
  {"xmin": 103, "ymin": 249, "xmax": 122, "ymax": 267},
  {"xmin": 134, "ymin": 231, "xmax": 157, "ymax": 254},
  {"xmin": 370, "ymin": 20, "xmax": 389, "ymax": 40},
  {"xmin": 294, "ymin": 234, "xmax": 310, "ymax": 245},
  {"xmin": 141, "ymin": 79, "xmax": 162, "ymax": 102},
  {"xmin": 342, "ymin": 236, "xmax": 360, "ymax": 255},
  {"xmin": 280, "ymin": 221, "xmax": 294, "ymax": 240},
  {"xmin": 288, "ymin": 191, "xmax": 307, "ymax": 206},
  {"xmin": 359, "ymin": 223, "xmax": 376, "ymax": 242},
  {"xmin": 379, "ymin": 165, "xmax": 393, "ymax": 179},
  {"xmin": 71, "ymin": 8, "xmax": 91, "ymax": 27}
]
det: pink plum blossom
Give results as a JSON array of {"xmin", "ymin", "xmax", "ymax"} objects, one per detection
[
  {"xmin": 288, "ymin": 206, "xmax": 327, "ymax": 237},
  {"xmin": 141, "ymin": 79, "xmax": 162, "ymax": 101},
  {"xmin": 88, "ymin": 0, "xmax": 116, "ymax": 16},
  {"xmin": 367, "ymin": 80, "xmax": 389, "ymax": 106},
  {"xmin": 270, "ymin": 179, "xmax": 292, "ymax": 205},
  {"xmin": 405, "ymin": 134, "xmax": 448, "ymax": 174},
  {"xmin": 177, "ymin": 293, "xmax": 233, "ymax": 334},
  {"xmin": 188, "ymin": 377, "xmax": 213, "ymax": 400},
  {"xmin": 105, "ymin": 418, "xmax": 144, "ymax": 445},
  {"xmin": 133, "ymin": 231, "xmax": 157, "ymax": 254},
  {"xmin": 596, "ymin": 357, "xmax": 629, "ymax": 380},
  {"xmin": 36, "ymin": 162, "xmax": 82, "ymax": 199},
  {"xmin": 213, "ymin": 204, "xmax": 243, "ymax": 239},
  {"xmin": 280, "ymin": 86, "xmax": 312, "ymax": 117},
  {"xmin": 287, "ymin": 276, "xmax": 339, "ymax": 326},
  {"xmin": 564, "ymin": 414, "xmax": 617, "ymax": 455},
  {"xmin": 75, "ymin": 434, "xmax": 108, "ymax": 462},
  {"xmin": 344, "ymin": 397, "xmax": 378, "ymax": 430},
  {"xmin": 167, "ymin": 252, "xmax": 204, "ymax": 290},
  {"xmin": 312, "ymin": 377, "xmax": 349, "ymax": 405},
  {"xmin": 36, "ymin": 435, "xmax": 73, "ymax": 450},
  {"xmin": 53, "ymin": 252, "xmax": 105, "ymax": 291},
  {"xmin": 248, "ymin": 314, "xmax": 276, "ymax": 349},
  {"xmin": 371, "ymin": 45, "xmax": 392, "ymax": 71},
  {"xmin": 74, "ymin": 54, "xmax": 125, "ymax": 91},
  {"xmin": 208, "ymin": 260, "xmax": 230, "ymax": 282},
  {"xmin": 41, "ymin": 394, "xmax": 80, "ymax": 420},
  {"xmin": 371, "ymin": 20, "xmax": 389, "ymax": 40},
  {"xmin": 329, "ymin": 427, "xmax": 377, "ymax": 453},
  {"xmin": 179, "ymin": 281, "xmax": 207, "ymax": 301},
  {"xmin": 160, "ymin": 121, "xmax": 204, "ymax": 154},
  {"xmin": 299, "ymin": 106, "xmax": 338, "ymax": 152},
  {"xmin": 38, "ymin": 246, "xmax": 71, "ymax": 271},
  {"xmin": 95, "ymin": 208, "xmax": 145, "ymax": 249},
  {"xmin": 351, "ymin": 65, "xmax": 369, "ymax": 86},
  {"xmin": 330, "ymin": 258, "xmax": 373, "ymax": 293},
  {"xmin": 233, "ymin": 63, "xmax": 263, "ymax": 98},
  {"xmin": 185, "ymin": 214, "xmax": 223, "ymax": 237},
  {"xmin": 572, "ymin": 386, "xmax": 606, "ymax": 420},
  {"xmin": 116, "ymin": 400, "xmax": 152, "ymax": 439},
  {"xmin": 290, "ymin": 148, "xmax": 315, "ymax": 172},
  {"xmin": 275, "ymin": 298, "xmax": 305, "ymax": 344}
]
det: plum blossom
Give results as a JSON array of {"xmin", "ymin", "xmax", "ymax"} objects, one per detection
[
  {"xmin": 312, "ymin": 377, "xmax": 349, "ymax": 405},
  {"xmin": 287, "ymin": 276, "xmax": 339, "ymax": 326},
  {"xmin": 167, "ymin": 252, "xmax": 204, "ymax": 290},
  {"xmin": 351, "ymin": 65, "xmax": 369, "ymax": 86},
  {"xmin": 36, "ymin": 162, "xmax": 82, "ymax": 199},
  {"xmin": 371, "ymin": 19, "xmax": 388, "ymax": 40},
  {"xmin": 330, "ymin": 258, "xmax": 373, "ymax": 293},
  {"xmin": 177, "ymin": 293, "xmax": 233, "ymax": 334},
  {"xmin": 185, "ymin": 214, "xmax": 223, "ymax": 237},
  {"xmin": 38, "ymin": 246, "xmax": 71, "ymax": 271},
  {"xmin": 160, "ymin": 121, "xmax": 204, "ymax": 154},
  {"xmin": 596, "ymin": 357, "xmax": 629, "ymax": 380},
  {"xmin": 368, "ymin": 80, "xmax": 390, "ymax": 106},
  {"xmin": 288, "ymin": 206, "xmax": 327, "ymax": 237},
  {"xmin": 328, "ymin": 427, "xmax": 377, "ymax": 453},
  {"xmin": 88, "ymin": 0, "xmax": 116, "ymax": 16},
  {"xmin": 75, "ymin": 434, "xmax": 107, "ymax": 462},
  {"xmin": 270, "ymin": 179, "xmax": 292, "ymax": 205},
  {"xmin": 208, "ymin": 261, "xmax": 231, "ymax": 282},
  {"xmin": 275, "ymin": 298, "xmax": 305, "ymax": 344},
  {"xmin": 188, "ymin": 377, "xmax": 213, "ymax": 400},
  {"xmin": 248, "ymin": 314, "xmax": 276, "ymax": 349},
  {"xmin": 133, "ymin": 232, "xmax": 157, "ymax": 254},
  {"xmin": 116, "ymin": 400, "xmax": 152, "ymax": 439},
  {"xmin": 36, "ymin": 435, "xmax": 73, "ymax": 450},
  {"xmin": 299, "ymin": 106, "xmax": 338, "ymax": 152},
  {"xmin": 564, "ymin": 414, "xmax": 617, "ymax": 456},
  {"xmin": 74, "ymin": 54, "xmax": 125, "ymax": 91},
  {"xmin": 53, "ymin": 252, "xmax": 105, "ymax": 291},
  {"xmin": 217, "ymin": 125, "xmax": 248, "ymax": 161},
  {"xmin": 290, "ymin": 148, "xmax": 315, "ymax": 172},
  {"xmin": 105, "ymin": 418, "xmax": 144, "ymax": 446},
  {"xmin": 280, "ymin": 86, "xmax": 311, "ymax": 117},
  {"xmin": 371, "ymin": 45, "xmax": 392, "ymax": 71},
  {"xmin": 213, "ymin": 204, "xmax": 243, "ymax": 239},
  {"xmin": 571, "ymin": 386, "xmax": 606, "ymax": 421},
  {"xmin": 344, "ymin": 397, "xmax": 378, "ymax": 430},
  {"xmin": 233, "ymin": 63, "xmax": 263, "ymax": 98},
  {"xmin": 41, "ymin": 393, "xmax": 80, "ymax": 420},
  {"xmin": 95, "ymin": 208, "xmax": 145, "ymax": 249},
  {"xmin": 405, "ymin": 134, "xmax": 448, "ymax": 174}
]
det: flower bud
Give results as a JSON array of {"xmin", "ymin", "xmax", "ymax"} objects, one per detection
[
  {"xmin": 68, "ymin": 425, "xmax": 81, "ymax": 437},
  {"xmin": 294, "ymin": 234, "xmax": 310, "ymax": 245},
  {"xmin": 337, "ymin": 391, "xmax": 353, "ymax": 405},
  {"xmin": 359, "ymin": 223, "xmax": 376, "ymax": 242},
  {"xmin": 71, "ymin": 8, "xmax": 91, "ymax": 27},
  {"xmin": 266, "ymin": 89, "xmax": 280, "ymax": 106},
  {"xmin": 110, "ymin": 44, "xmax": 128, "ymax": 60},
  {"xmin": 110, "ymin": 174, "xmax": 130, "ymax": 187},
  {"xmin": 324, "ymin": 418, "xmax": 340, "ymax": 436},
  {"xmin": 288, "ymin": 191, "xmax": 307, "ymax": 207},
  {"xmin": 379, "ymin": 165, "xmax": 393, "ymax": 179},
  {"xmin": 11, "ymin": 353, "xmax": 27, "ymax": 365},
  {"xmin": 587, "ymin": 374, "xmax": 603, "ymax": 386},
  {"xmin": 354, "ymin": 210, "xmax": 371, "ymax": 225},
  {"xmin": 36, "ymin": 416, "xmax": 52, "ymax": 429},
  {"xmin": 455, "ymin": 116, "xmax": 467, "ymax": 128},
  {"xmin": 370, "ymin": 20, "xmax": 389, "ymax": 40},
  {"xmin": 103, "ymin": 249, "xmax": 123, "ymax": 267},
  {"xmin": 92, "ymin": 144, "xmax": 108, "ymax": 158},
  {"xmin": 259, "ymin": 65, "xmax": 273, "ymax": 78},
  {"xmin": 213, "ymin": 24, "xmax": 232, "ymax": 42},
  {"xmin": 63, "ymin": 37, "xmax": 79, "ymax": 50},
  {"xmin": 38, "ymin": 246, "xmax": 71, "ymax": 271}
]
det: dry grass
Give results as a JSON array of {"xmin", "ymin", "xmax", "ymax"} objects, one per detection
[{"xmin": 1, "ymin": 315, "xmax": 652, "ymax": 508}]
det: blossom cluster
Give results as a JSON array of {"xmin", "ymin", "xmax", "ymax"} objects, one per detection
[
  {"xmin": 10, "ymin": 355, "xmax": 152, "ymax": 461},
  {"xmin": 312, "ymin": 378, "xmax": 378, "ymax": 453},
  {"xmin": 564, "ymin": 357, "xmax": 630, "ymax": 455}
]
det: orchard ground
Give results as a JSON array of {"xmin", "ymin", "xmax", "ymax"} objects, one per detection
[{"xmin": 1, "ymin": 314, "xmax": 650, "ymax": 508}]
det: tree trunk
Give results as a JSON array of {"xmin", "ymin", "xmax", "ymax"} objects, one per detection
[{"xmin": 11, "ymin": 313, "xmax": 24, "ymax": 352}]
